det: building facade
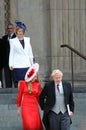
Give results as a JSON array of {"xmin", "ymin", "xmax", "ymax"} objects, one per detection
[{"xmin": 0, "ymin": 0, "xmax": 86, "ymax": 88}]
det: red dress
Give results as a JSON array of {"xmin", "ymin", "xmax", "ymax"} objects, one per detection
[{"xmin": 17, "ymin": 80, "xmax": 44, "ymax": 130}]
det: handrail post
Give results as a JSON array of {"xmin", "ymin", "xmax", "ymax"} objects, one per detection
[
  {"xmin": 60, "ymin": 44, "xmax": 86, "ymax": 91},
  {"xmin": 71, "ymin": 51, "xmax": 74, "ymax": 90}
]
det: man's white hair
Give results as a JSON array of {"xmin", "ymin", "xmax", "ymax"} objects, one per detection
[{"xmin": 51, "ymin": 69, "xmax": 63, "ymax": 77}]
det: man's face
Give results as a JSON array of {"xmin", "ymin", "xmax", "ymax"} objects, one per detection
[
  {"xmin": 7, "ymin": 25, "xmax": 14, "ymax": 34},
  {"xmin": 53, "ymin": 74, "xmax": 62, "ymax": 84}
]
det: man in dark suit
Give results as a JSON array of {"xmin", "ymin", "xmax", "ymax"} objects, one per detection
[
  {"xmin": 0, "ymin": 38, "xmax": 4, "ymax": 87},
  {"xmin": 1, "ymin": 23, "xmax": 16, "ymax": 88},
  {"xmin": 40, "ymin": 69, "xmax": 74, "ymax": 130}
]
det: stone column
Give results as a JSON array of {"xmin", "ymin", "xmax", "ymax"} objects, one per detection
[
  {"xmin": 10, "ymin": 0, "xmax": 18, "ymax": 24},
  {"xmin": 50, "ymin": 0, "xmax": 70, "ymax": 73}
]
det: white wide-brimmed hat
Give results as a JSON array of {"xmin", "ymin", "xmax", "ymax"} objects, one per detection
[{"xmin": 25, "ymin": 63, "xmax": 39, "ymax": 82}]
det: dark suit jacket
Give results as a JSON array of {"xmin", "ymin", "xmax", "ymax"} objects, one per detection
[
  {"xmin": 0, "ymin": 39, "xmax": 4, "ymax": 69},
  {"xmin": 40, "ymin": 80, "xmax": 74, "ymax": 129},
  {"xmin": 1, "ymin": 33, "xmax": 16, "ymax": 66}
]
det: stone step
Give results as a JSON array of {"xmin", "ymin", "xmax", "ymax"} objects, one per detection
[
  {"xmin": 0, "ymin": 88, "xmax": 17, "ymax": 104},
  {"xmin": 0, "ymin": 94, "xmax": 17, "ymax": 104},
  {"xmin": 0, "ymin": 88, "xmax": 18, "ymax": 94},
  {"xmin": 0, "ymin": 105, "xmax": 23, "ymax": 130},
  {"xmin": 73, "ymin": 94, "xmax": 86, "ymax": 130},
  {"xmin": 0, "ymin": 90, "xmax": 86, "ymax": 130},
  {"xmin": 1, "ymin": 86, "xmax": 86, "ymax": 93},
  {"xmin": 0, "ymin": 127, "xmax": 22, "ymax": 130},
  {"xmin": 0, "ymin": 88, "xmax": 22, "ymax": 130}
]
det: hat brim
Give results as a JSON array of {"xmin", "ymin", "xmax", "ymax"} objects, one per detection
[{"xmin": 25, "ymin": 63, "xmax": 39, "ymax": 82}]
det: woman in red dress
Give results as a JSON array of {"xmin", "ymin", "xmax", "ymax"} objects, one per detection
[{"xmin": 16, "ymin": 63, "xmax": 44, "ymax": 130}]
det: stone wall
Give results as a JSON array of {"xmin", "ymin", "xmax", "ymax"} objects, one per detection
[
  {"xmin": 50, "ymin": 0, "xmax": 86, "ymax": 86},
  {"xmin": 0, "ymin": 0, "xmax": 86, "ymax": 87},
  {"xmin": 16, "ymin": 0, "xmax": 51, "ymax": 82},
  {"xmin": 0, "ymin": 0, "xmax": 5, "ymax": 36}
]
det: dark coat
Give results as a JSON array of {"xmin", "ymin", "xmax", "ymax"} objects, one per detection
[
  {"xmin": 0, "ymin": 39, "xmax": 4, "ymax": 69},
  {"xmin": 1, "ymin": 33, "xmax": 16, "ymax": 66},
  {"xmin": 39, "ymin": 80, "xmax": 74, "ymax": 129}
]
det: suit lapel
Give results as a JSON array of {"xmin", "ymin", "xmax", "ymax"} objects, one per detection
[
  {"xmin": 23, "ymin": 37, "xmax": 27, "ymax": 51},
  {"xmin": 62, "ymin": 81, "xmax": 67, "ymax": 96},
  {"xmin": 15, "ymin": 37, "xmax": 23, "ymax": 50},
  {"xmin": 51, "ymin": 81, "xmax": 56, "ymax": 98},
  {"xmin": 15, "ymin": 37, "xmax": 28, "ymax": 53},
  {"xmin": 11, "ymin": 33, "xmax": 16, "ymax": 38}
]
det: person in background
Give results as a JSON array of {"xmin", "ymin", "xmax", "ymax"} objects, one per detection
[
  {"xmin": 16, "ymin": 63, "xmax": 44, "ymax": 130},
  {"xmin": 1, "ymin": 23, "xmax": 16, "ymax": 88},
  {"xmin": 40, "ymin": 69, "xmax": 74, "ymax": 130},
  {"xmin": 0, "ymin": 38, "xmax": 3, "ymax": 88},
  {"xmin": 9, "ymin": 21, "xmax": 34, "ymax": 88}
]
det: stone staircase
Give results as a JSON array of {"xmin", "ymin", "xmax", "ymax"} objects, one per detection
[
  {"xmin": 0, "ymin": 88, "xmax": 23, "ymax": 130},
  {"xmin": 72, "ymin": 93, "xmax": 86, "ymax": 130},
  {"xmin": 0, "ymin": 88, "xmax": 86, "ymax": 130}
]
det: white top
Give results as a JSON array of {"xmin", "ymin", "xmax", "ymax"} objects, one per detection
[{"xmin": 9, "ymin": 37, "xmax": 34, "ymax": 68}]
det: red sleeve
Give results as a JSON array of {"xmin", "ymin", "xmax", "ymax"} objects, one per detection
[{"xmin": 16, "ymin": 81, "xmax": 24, "ymax": 107}]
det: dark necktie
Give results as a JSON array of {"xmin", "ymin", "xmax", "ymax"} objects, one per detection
[
  {"xmin": 57, "ymin": 84, "xmax": 60, "ymax": 92},
  {"xmin": 8, "ymin": 34, "xmax": 11, "ymax": 39}
]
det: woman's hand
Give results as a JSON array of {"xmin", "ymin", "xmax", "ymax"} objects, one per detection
[
  {"xmin": 17, "ymin": 107, "xmax": 21, "ymax": 116},
  {"xmin": 9, "ymin": 66, "xmax": 13, "ymax": 70}
]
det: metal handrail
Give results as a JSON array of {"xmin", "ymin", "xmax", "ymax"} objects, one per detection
[
  {"xmin": 60, "ymin": 44, "xmax": 86, "ymax": 90},
  {"xmin": 61, "ymin": 44, "xmax": 86, "ymax": 60}
]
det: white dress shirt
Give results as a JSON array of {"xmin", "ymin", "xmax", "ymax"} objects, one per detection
[{"xmin": 55, "ymin": 81, "xmax": 64, "ymax": 94}]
